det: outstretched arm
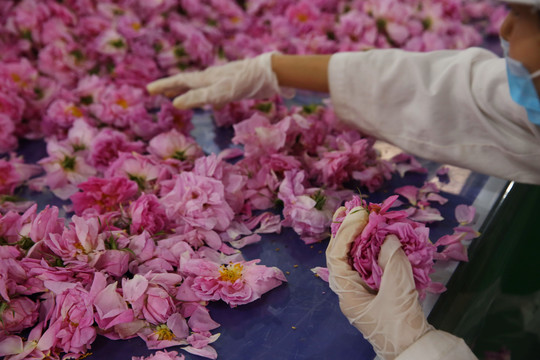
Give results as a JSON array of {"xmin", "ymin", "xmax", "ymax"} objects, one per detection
[
  {"xmin": 146, "ymin": 52, "xmax": 331, "ymax": 109},
  {"xmin": 271, "ymin": 54, "xmax": 331, "ymax": 93}
]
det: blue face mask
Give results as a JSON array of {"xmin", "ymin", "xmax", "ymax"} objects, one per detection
[{"xmin": 501, "ymin": 38, "xmax": 540, "ymax": 126}]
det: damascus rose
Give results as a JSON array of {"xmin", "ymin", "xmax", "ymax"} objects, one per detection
[
  {"xmin": 332, "ymin": 195, "xmax": 438, "ymax": 298},
  {"xmin": 70, "ymin": 176, "xmax": 139, "ymax": 215},
  {"xmin": 177, "ymin": 259, "xmax": 287, "ymax": 307},
  {"xmin": 128, "ymin": 194, "xmax": 169, "ymax": 235},
  {"xmin": 0, "ymin": 154, "xmax": 41, "ymax": 195},
  {"xmin": 0, "ymin": 296, "xmax": 39, "ymax": 333},
  {"xmin": 44, "ymin": 282, "xmax": 96, "ymax": 355},
  {"xmin": 160, "ymin": 172, "xmax": 234, "ymax": 232}
]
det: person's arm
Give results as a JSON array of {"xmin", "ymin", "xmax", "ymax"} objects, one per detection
[
  {"xmin": 146, "ymin": 48, "xmax": 540, "ymax": 184},
  {"xmin": 271, "ymin": 54, "xmax": 331, "ymax": 93},
  {"xmin": 146, "ymin": 52, "xmax": 330, "ymax": 109},
  {"xmin": 328, "ymin": 48, "xmax": 540, "ymax": 184}
]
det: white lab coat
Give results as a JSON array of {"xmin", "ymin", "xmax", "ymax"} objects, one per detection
[
  {"xmin": 329, "ymin": 47, "xmax": 540, "ymax": 185},
  {"xmin": 327, "ymin": 47, "xmax": 540, "ymax": 359}
]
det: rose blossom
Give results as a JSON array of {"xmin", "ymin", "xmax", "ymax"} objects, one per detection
[
  {"xmin": 177, "ymin": 258, "xmax": 287, "ymax": 307},
  {"xmin": 37, "ymin": 42, "xmax": 78, "ymax": 86},
  {"xmin": 135, "ymin": 313, "xmax": 190, "ymax": 350},
  {"xmin": 28, "ymin": 205, "xmax": 64, "ymax": 244},
  {"xmin": 0, "ymin": 296, "xmax": 39, "ymax": 333},
  {"xmin": 44, "ymin": 282, "xmax": 96, "ymax": 355},
  {"xmin": 89, "ymin": 84, "xmax": 151, "ymax": 129},
  {"xmin": 45, "ymin": 215, "xmax": 103, "ymax": 261},
  {"xmin": 148, "ymin": 129, "xmax": 203, "ymax": 164},
  {"xmin": 313, "ymin": 134, "xmax": 377, "ymax": 186},
  {"xmin": 0, "ymin": 154, "xmax": 41, "ymax": 195},
  {"xmin": 89, "ymin": 128, "xmax": 145, "ymax": 170},
  {"xmin": 128, "ymin": 194, "xmax": 169, "ymax": 235},
  {"xmin": 94, "ymin": 28, "xmax": 128, "ymax": 57},
  {"xmin": 232, "ymin": 113, "xmax": 288, "ymax": 157},
  {"xmin": 70, "ymin": 176, "xmax": 139, "ymax": 216},
  {"xmin": 332, "ymin": 195, "xmax": 438, "ymax": 298},
  {"xmin": 37, "ymin": 139, "xmax": 96, "ymax": 200},
  {"xmin": 160, "ymin": 172, "xmax": 234, "ymax": 232},
  {"xmin": 153, "ymin": 101, "xmax": 194, "ymax": 136},
  {"xmin": 278, "ymin": 169, "xmax": 349, "ymax": 244},
  {"xmin": 66, "ymin": 118, "xmax": 97, "ymax": 154},
  {"xmin": 122, "ymin": 274, "xmax": 181, "ymax": 325},
  {"xmin": 0, "ymin": 114, "xmax": 18, "ymax": 154},
  {"xmin": 42, "ymin": 98, "xmax": 87, "ymax": 138},
  {"xmin": 0, "ymin": 321, "xmax": 57, "ymax": 360},
  {"xmin": 92, "ymin": 249, "xmax": 130, "ymax": 277},
  {"xmin": 91, "ymin": 273, "xmax": 134, "ymax": 330},
  {"xmin": 105, "ymin": 152, "xmax": 161, "ymax": 192}
]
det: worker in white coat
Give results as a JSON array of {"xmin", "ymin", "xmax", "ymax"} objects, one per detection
[{"xmin": 147, "ymin": 0, "xmax": 540, "ymax": 358}]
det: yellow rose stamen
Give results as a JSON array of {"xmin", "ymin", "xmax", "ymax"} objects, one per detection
[
  {"xmin": 297, "ymin": 14, "xmax": 309, "ymax": 22},
  {"xmin": 11, "ymin": 73, "xmax": 21, "ymax": 83},
  {"xmin": 66, "ymin": 105, "xmax": 83, "ymax": 118},
  {"xmin": 219, "ymin": 263, "xmax": 244, "ymax": 283},
  {"xmin": 155, "ymin": 324, "xmax": 174, "ymax": 341},
  {"xmin": 116, "ymin": 98, "xmax": 129, "ymax": 109}
]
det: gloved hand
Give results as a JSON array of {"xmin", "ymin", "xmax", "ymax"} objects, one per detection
[
  {"xmin": 146, "ymin": 52, "xmax": 294, "ymax": 109},
  {"xmin": 326, "ymin": 206, "xmax": 432, "ymax": 360}
]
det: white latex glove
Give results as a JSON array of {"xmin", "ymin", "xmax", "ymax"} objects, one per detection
[
  {"xmin": 326, "ymin": 206, "xmax": 432, "ymax": 360},
  {"xmin": 146, "ymin": 52, "xmax": 293, "ymax": 109}
]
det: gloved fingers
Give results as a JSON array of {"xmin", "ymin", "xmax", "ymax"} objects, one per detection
[
  {"xmin": 163, "ymin": 89, "xmax": 185, "ymax": 98},
  {"xmin": 332, "ymin": 206, "xmax": 346, "ymax": 223},
  {"xmin": 326, "ymin": 206, "xmax": 368, "ymax": 274},
  {"xmin": 147, "ymin": 71, "xmax": 211, "ymax": 96},
  {"xmin": 377, "ymin": 234, "xmax": 403, "ymax": 271},
  {"xmin": 172, "ymin": 86, "xmax": 225, "ymax": 110},
  {"xmin": 376, "ymin": 235, "xmax": 418, "ymax": 301},
  {"xmin": 337, "ymin": 287, "xmax": 377, "ymax": 324},
  {"xmin": 369, "ymin": 235, "xmax": 432, "ymax": 354},
  {"xmin": 327, "ymin": 206, "xmax": 375, "ymax": 301}
]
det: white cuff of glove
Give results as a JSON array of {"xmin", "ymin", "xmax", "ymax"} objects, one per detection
[{"xmin": 396, "ymin": 330, "xmax": 477, "ymax": 360}]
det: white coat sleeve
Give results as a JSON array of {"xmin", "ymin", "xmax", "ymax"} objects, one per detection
[
  {"xmin": 328, "ymin": 48, "xmax": 540, "ymax": 185},
  {"xmin": 396, "ymin": 330, "xmax": 477, "ymax": 360}
]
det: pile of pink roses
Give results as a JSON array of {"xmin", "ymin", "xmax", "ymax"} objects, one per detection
[
  {"xmin": 331, "ymin": 195, "xmax": 442, "ymax": 298},
  {"xmin": 0, "ymin": 0, "xmax": 494, "ymax": 359},
  {"xmin": 0, "ymin": 0, "xmax": 506, "ymax": 152},
  {"xmin": 329, "ymin": 187, "xmax": 479, "ymax": 298},
  {"xmin": 0, "ymin": 203, "xmax": 286, "ymax": 359}
]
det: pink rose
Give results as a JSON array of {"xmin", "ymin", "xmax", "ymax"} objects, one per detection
[
  {"xmin": 178, "ymin": 259, "xmax": 286, "ymax": 307},
  {"xmin": 29, "ymin": 205, "xmax": 64, "ymax": 243},
  {"xmin": 71, "ymin": 176, "xmax": 139, "ymax": 216},
  {"xmin": 91, "ymin": 275, "xmax": 134, "ymax": 331},
  {"xmin": 92, "ymin": 249, "xmax": 130, "ymax": 277},
  {"xmin": 148, "ymin": 129, "xmax": 203, "ymax": 163},
  {"xmin": 89, "ymin": 128, "xmax": 145, "ymax": 170},
  {"xmin": 46, "ymin": 283, "xmax": 96, "ymax": 355},
  {"xmin": 122, "ymin": 275, "xmax": 179, "ymax": 325},
  {"xmin": 334, "ymin": 195, "xmax": 438, "ymax": 298},
  {"xmin": 0, "ymin": 157, "xmax": 25, "ymax": 194},
  {"xmin": 0, "ymin": 297, "xmax": 39, "ymax": 333},
  {"xmin": 128, "ymin": 194, "xmax": 169, "ymax": 235},
  {"xmin": 160, "ymin": 172, "xmax": 234, "ymax": 232},
  {"xmin": 0, "ymin": 114, "xmax": 17, "ymax": 154}
]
